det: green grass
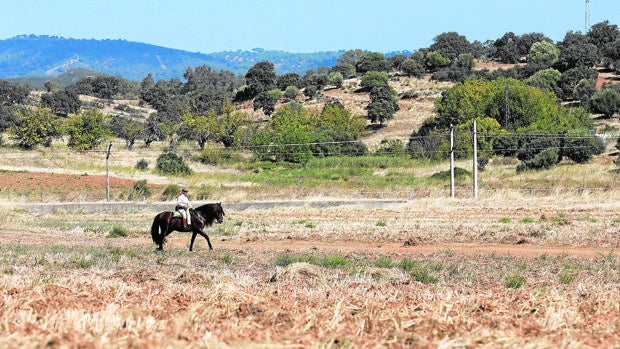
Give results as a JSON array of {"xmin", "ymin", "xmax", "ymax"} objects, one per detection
[
  {"xmin": 374, "ymin": 256, "xmax": 394, "ymax": 268},
  {"xmin": 504, "ymin": 273, "xmax": 526, "ymax": 289}
]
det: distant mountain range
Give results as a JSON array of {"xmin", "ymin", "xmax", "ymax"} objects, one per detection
[{"xmin": 0, "ymin": 35, "xmax": 410, "ymax": 85}]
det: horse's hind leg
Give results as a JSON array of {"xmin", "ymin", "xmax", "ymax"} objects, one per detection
[{"xmin": 189, "ymin": 232, "xmax": 198, "ymax": 251}]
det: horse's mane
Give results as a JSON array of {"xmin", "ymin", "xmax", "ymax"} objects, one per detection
[{"xmin": 192, "ymin": 203, "xmax": 223, "ymax": 226}]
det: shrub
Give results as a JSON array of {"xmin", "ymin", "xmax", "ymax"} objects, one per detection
[
  {"xmin": 161, "ymin": 184, "xmax": 181, "ymax": 201},
  {"xmin": 128, "ymin": 179, "xmax": 151, "ymax": 200},
  {"xmin": 107, "ymin": 225, "xmax": 129, "ymax": 238},
  {"xmin": 411, "ymin": 267, "xmax": 439, "ymax": 284},
  {"xmin": 504, "ymin": 273, "xmax": 526, "ymax": 289},
  {"xmin": 156, "ymin": 152, "xmax": 193, "ymax": 175},
  {"xmin": 274, "ymin": 254, "xmax": 296, "ymax": 267},
  {"xmin": 135, "ymin": 159, "xmax": 148, "ymax": 170},
  {"xmin": 375, "ymin": 139, "xmax": 405, "ymax": 155},
  {"xmin": 516, "ymin": 148, "xmax": 560, "ymax": 172},
  {"xmin": 516, "ymin": 133, "xmax": 562, "ymax": 161},
  {"xmin": 374, "ymin": 256, "xmax": 394, "ymax": 268},
  {"xmin": 561, "ymin": 131, "xmax": 605, "ymax": 163},
  {"xmin": 398, "ymin": 258, "xmax": 418, "ymax": 272},
  {"xmin": 430, "ymin": 167, "xmax": 472, "ymax": 181}
]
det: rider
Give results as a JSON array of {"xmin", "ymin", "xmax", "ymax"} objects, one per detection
[{"xmin": 176, "ymin": 188, "xmax": 193, "ymax": 230}]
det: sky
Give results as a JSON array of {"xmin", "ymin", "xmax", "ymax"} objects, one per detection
[{"xmin": 2, "ymin": 0, "xmax": 620, "ymax": 53}]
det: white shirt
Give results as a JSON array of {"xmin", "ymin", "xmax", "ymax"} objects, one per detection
[{"xmin": 177, "ymin": 193, "xmax": 192, "ymax": 209}]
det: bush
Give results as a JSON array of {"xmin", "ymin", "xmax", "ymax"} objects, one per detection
[
  {"xmin": 516, "ymin": 148, "xmax": 560, "ymax": 172},
  {"xmin": 156, "ymin": 152, "xmax": 193, "ymax": 175},
  {"xmin": 516, "ymin": 133, "xmax": 562, "ymax": 161},
  {"xmin": 561, "ymin": 131, "xmax": 605, "ymax": 163},
  {"xmin": 430, "ymin": 167, "xmax": 472, "ymax": 181},
  {"xmin": 107, "ymin": 225, "xmax": 129, "ymax": 238},
  {"xmin": 161, "ymin": 184, "xmax": 181, "ymax": 201},
  {"xmin": 375, "ymin": 139, "xmax": 405, "ymax": 155},
  {"xmin": 128, "ymin": 179, "xmax": 151, "ymax": 200},
  {"xmin": 135, "ymin": 159, "xmax": 148, "ymax": 170},
  {"xmin": 504, "ymin": 273, "xmax": 526, "ymax": 289}
]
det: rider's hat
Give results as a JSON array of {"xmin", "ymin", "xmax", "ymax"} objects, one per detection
[{"xmin": 182, "ymin": 188, "xmax": 188, "ymax": 193}]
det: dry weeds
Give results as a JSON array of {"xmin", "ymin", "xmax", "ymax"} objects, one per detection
[{"xmin": 1, "ymin": 196, "xmax": 619, "ymax": 348}]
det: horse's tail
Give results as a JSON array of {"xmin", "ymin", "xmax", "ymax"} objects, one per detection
[{"xmin": 151, "ymin": 215, "xmax": 164, "ymax": 246}]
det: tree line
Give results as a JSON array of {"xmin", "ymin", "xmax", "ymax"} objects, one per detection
[{"xmin": 0, "ymin": 21, "xmax": 619, "ymax": 172}]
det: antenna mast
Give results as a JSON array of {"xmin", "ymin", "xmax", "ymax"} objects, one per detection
[{"xmin": 585, "ymin": 0, "xmax": 591, "ymax": 32}]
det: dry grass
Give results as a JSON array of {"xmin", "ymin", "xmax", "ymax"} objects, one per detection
[{"xmin": 1, "ymin": 196, "xmax": 619, "ymax": 348}]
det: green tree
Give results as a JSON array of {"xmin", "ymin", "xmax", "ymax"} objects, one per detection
[
  {"xmin": 525, "ymin": 68, "xmax": 562, "ymax": 93},
  {"xmin": 425, "ymin": 51, "xmax": 451, "ymax": 72},
  {"xmin": 111, "ymin": 116, "xmax": 143, "ymax": 149},
  {"xmin": 561, "ymin": 129, "xmax": 605, "ymax": 163},
  {"xmin": 276, "ymin": 73, "xmax": 301, "ymax": 90},
  {"xmin": 558, "ymin": 66, "xmax": 599, "ymax": 100},
  {"xmin": 586, "ymin": 21, "xmax": 619, "ymax": 53},
  {"xmin": 254, "ymin": 91, "xmax": 277, "ymax": 116},
  {"xmin": 40, "ymin": 89, "xmax": 81, "ymax": 117},
  {"xmin": 435, "ymin": 78, "xmax": 592, "ymax": 132},
  {"xmin": 337, "ymin": 49, "xmax": 366, "ymax": 67},
  {"xmin": 401, "ymin": 58, "xmax": 425, "ymax": 77},
  {"xmin": 590, "ymin": 87, "xmax": 620, "ymax": 118},
  {"xmin": 555, "ymin": 31, "xmax": 600, "ymax": 71},
  {"xmin": 330, "ymin": 62, "xmax": 356, "ymax": 79},
  {"xmin": 261, "ymin": 102, "xmax": 315, "ymax": 163},
  {"xmin": 64, "ymin": 109, "xmax": 112, "ymax": 150},
  {"xmin": 355, "ymin": 52, "xmax": 390, "ymax": 73},
  {"xmin": 319, "ymin": 102, "xmax": 366, "ymax": 139},
  {"xmin": 244, "ymin": 61, "xmax": 277, "ymax": 99},
  {"xmin": 574, "ymin": 78, "xmax": 597, "ymax": 107},
  {"xmin": 328, "ymin": 72, "xmax": 344, "ymax": 88},
  {"xmin": 284, "ymin": 85, "xmax": 300, "ymax": 100},
  {"xmin": 490, "ymin": 32, "xmax": 520, "ymax": 63},
  {"xmin": 7, "ymin": 106, "xmax": 60, "ymax": 149},
  {"xmin": 360, "ymin": 71, "xmax": 389, "ymax": 90},
  {"xmin": 429, "ymin": 32, "xmax": 474, "ymax": 60},
  {"xmin": 180, "ymin": 109, "xmax": 213, "ymax": 150},
  {"xmin": 528, "ymin": 41, "xmax": 560, "ymax": 67},
  {"xmin": 212, "ymin": 100, "xmax": 249, "ymax": 147},
  {"xmin": 366, "ymin": 84, "xmax": 399, "ymax": 125}
]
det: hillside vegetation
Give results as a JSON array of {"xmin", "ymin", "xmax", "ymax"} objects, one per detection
[{"xmin": 1, "ymin": 23, "xmax": 620, "ymax": 202}]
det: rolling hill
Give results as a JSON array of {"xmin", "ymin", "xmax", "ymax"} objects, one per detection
[{"xmin": 0, "ymin": 35, "xmax": 353, "ymax": 81}]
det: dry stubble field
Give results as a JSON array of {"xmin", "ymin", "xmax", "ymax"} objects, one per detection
[{"xmin": 1, "ymin": 193, "xmax": 620, "ymax": 348}]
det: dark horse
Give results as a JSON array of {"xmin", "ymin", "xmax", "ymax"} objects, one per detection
[{"xmin": 150, "ymin": 202, "xmax": 225, "ymax": 251}]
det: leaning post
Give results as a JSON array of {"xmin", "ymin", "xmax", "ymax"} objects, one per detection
[{"xmin": 106, "ymin": 142, "xmax": 112, "ymax": 202}]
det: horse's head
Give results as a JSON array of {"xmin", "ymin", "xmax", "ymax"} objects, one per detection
[
  {"xmin": 194, "ymin": 202, "xmax": 225, "ymax": 226},
  {"xmin": 214, "ymin": 202, "xmax": 225, "ymax": 224}
]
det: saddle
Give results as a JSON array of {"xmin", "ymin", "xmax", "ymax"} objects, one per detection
[{"xmin": 172, "ymin": 210, "xmax": 192, "ymax": 231}]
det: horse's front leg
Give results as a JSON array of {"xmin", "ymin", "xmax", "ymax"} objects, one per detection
[{"xmin": 196, "ymin": 229, "xmax": 213, "ymax": 251}]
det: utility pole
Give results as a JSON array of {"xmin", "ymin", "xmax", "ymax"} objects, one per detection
[
  {"xmin": 585, "ymin": 0, "xmax": 591, "ymax": 32},
  {"xmin": 473, "ymin": 120, "xmax": 478, "ymax": 198},
  {"xmin": 106, "ymin": 142, "xmax": 112, "ymax": 202},
  {"xmin": 450, "ymin": 124, "xmax": 455, "ymax": 199},
  {"xmin": 504, "ymin": 86, "xmax": 510, "ymax": 128}
]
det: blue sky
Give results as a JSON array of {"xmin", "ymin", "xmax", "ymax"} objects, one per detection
[{"xmin": 2, "ymin": 0, "xmax": 619, "ymax": 53}]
